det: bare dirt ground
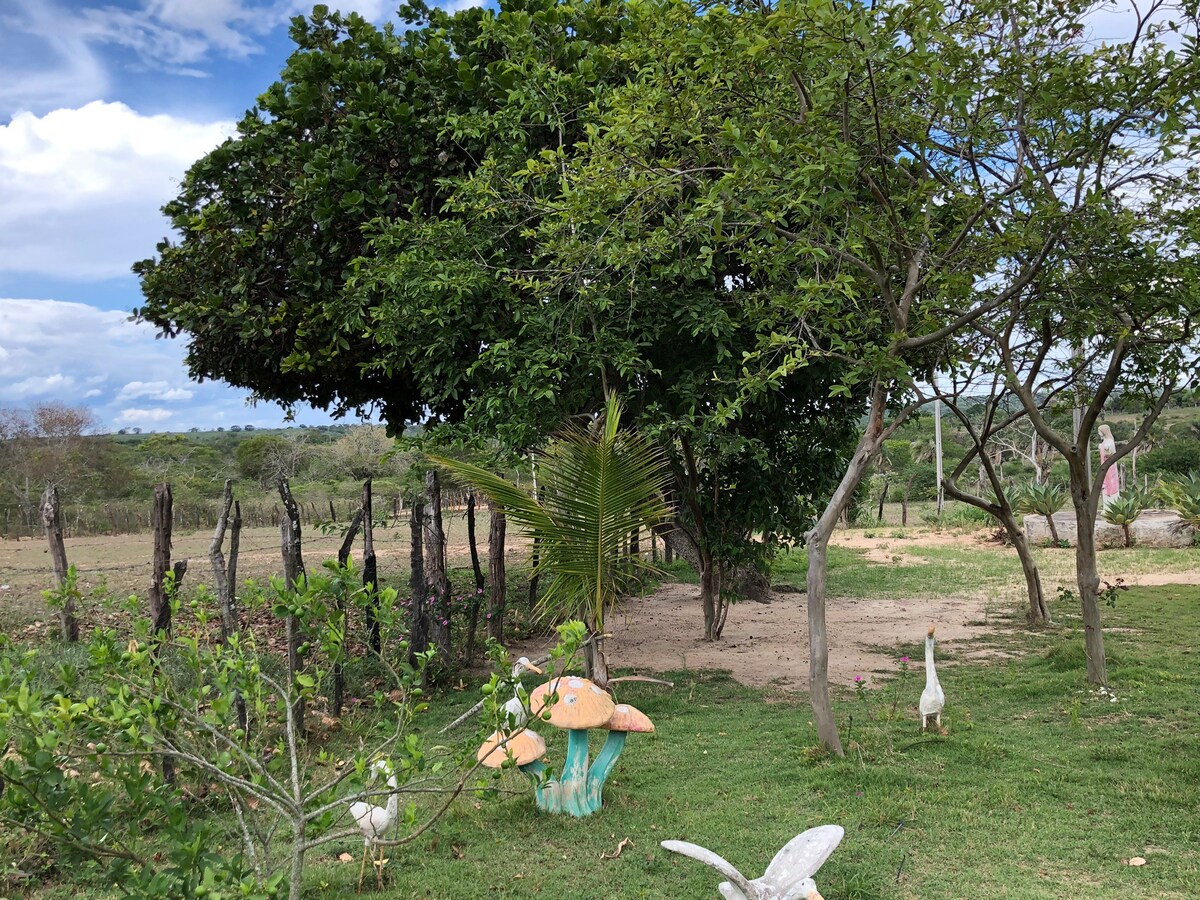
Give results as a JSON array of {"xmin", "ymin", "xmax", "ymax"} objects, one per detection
[{"xmin": 597, "ymin": 582, "xmax": 991, "ymax": 692}]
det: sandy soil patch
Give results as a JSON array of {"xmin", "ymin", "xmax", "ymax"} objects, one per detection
[{"xmin": 515, "ymin": 581, "xmax": 998, "ymax": 693}]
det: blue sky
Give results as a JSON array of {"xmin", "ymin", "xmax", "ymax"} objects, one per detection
[{"xmin": 0, "ymin": 0, "xmax": 465, "ymax": 433}]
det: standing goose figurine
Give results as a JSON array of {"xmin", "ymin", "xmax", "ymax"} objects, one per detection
[
  {"xmin": 662, "ymin": 824, "xmax": 844, "ymax": 899},
  {"xmin": 919, "ymin": 624, "xmax": 945, "ymax": 733},
  {"xmin": 502, "ymin": 656, "xmax": 543, "ymax": 728},
  {"xmin": 349, "ymin": 759, "xmax": 398, "ymax": 892}
]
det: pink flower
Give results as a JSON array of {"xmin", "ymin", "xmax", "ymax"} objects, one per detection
[
  {"xmin": 854, "ymin": 675, "xmax": 863, "ymax": 683},
  {"xmin": 900, "ymin": 656, "xmax": 910, "ymax": 663}
]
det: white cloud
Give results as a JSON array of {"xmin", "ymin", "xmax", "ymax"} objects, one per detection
[
  {"xmin": 115, "ymin": 406, "xmax": 174, "ymax": 424},
  {"xmin": 0, "ymin": 101, "xmax": 235, "ymax": 279},
  {"xmin": 117, "ymin": 380, "xmax": 194, "ymax": 401},
  {"xmin": 0, "ymin": 297, "xmax": 346, "ymax": 430}
]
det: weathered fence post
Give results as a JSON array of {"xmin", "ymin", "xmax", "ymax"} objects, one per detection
[
  {"xmin": 149, "ymin": 483, "xmax": 174, "ymax": 636},
  {"xmin": 487, "ymin": 500, "xmax": 506, "ymax": 642},
  {"xmin": 408, "ymin": 499, "xmax": 427, "ymax": 668},
  {"xmin": 40, "ymin": 485, "xmax": 79, "ymax": 642},
  {"xmin": 278, "ymin": 479, "xmax": 307, "ymax": 733},
  {"xmin": 464, "ymin": 493, "xmax": 485, "ymax": 663},
  {"xmin": 424, "ymin": 470, "xmax": 450, "ymax": 669},
  {"xmin": 362, "ymin": 478, "xmax": 380, "ymax": 655}
]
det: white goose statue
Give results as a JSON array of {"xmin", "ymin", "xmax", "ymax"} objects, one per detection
[
  {"xmin": 919, "ymin": 624, "xmax": 945, "ymax": 733},
  {"xmin": 349, "ymin": 759, "xmax": 398, "ymax": 892},
  {"xmin": 502, "ymin": 656, "xmax": 543, "ymax": 728}
]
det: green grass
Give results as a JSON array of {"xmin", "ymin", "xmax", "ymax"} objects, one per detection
[{"xmin": 15, "ymin": 559, "xmax": 1200, "ymax": 899}]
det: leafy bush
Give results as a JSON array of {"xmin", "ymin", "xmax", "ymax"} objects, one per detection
[
  {"xmin": 0, "ymin": 567, "xmax": 582, "ymax": 900},
  {"xmin": 1141, "ymin": 438, "xmax": 1200, "ymax": 477}
]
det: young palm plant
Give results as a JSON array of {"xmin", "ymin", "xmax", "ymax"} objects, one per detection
[
  {"xmin": 1016, "ymin": 481, "xmax": 1067, "ymax": 545},
  {"xmin": 1101, "ymin": 493, "xmax": 1147, "ymax": 548},
  {"xmin": 429, "ymin": 394, "xmax": 670, "ymax": 686}
]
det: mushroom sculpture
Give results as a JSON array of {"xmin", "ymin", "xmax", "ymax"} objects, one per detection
[
  {"xmin": 477, "ymin": 728, "xmax": 548, "ymax": 774},
  {"xmin": 522, "ymin": 676, "xmax": 654, "ymax": 817},
  {"xmin": 662, "ymin": 824, "xmax": 844, "ymax": 900}
]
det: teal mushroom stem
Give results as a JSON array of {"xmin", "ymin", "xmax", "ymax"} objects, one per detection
[{"xmin": 529, "ymin": 698, "xmax": 655, "ymax": 817}]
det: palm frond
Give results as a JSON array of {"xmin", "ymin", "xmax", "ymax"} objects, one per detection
[{"xmin": 429, "ymin": 394, "xmax": 671, "ymax": 630}]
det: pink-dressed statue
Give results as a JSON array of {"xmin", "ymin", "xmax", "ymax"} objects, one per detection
[{"xmin": 1098, "ymin": 424, "xmax": 1120, "ymax": 508}]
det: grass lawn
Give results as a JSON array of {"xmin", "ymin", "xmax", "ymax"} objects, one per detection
[{"xmin": 12, "ymin": 547, "xmax": 1200, "ymax": 899}]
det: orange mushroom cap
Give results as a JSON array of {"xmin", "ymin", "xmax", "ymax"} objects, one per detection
[
  {"xmin": 477, "ymin": 730, "xmax": 547, "ymax": 768},
  {"xmin": 528, "ymin": 676, "xmax": 616, "ymax": 730},
  {"xmin": 927, "ymin": 624, "xmax": 936, "ymax": 637},
  {"xmin": 604, "ymin": 703, "xmax": 655, "ymax": 734}
]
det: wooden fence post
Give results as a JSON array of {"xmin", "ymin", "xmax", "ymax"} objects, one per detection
[
  {"xmin": 424, "ymin": 470, "xmax": 450, "ymax": 668},
  {"xmin": 40, "ymin": 485, "xmax": 79, "ymax": 642},
  {"xmin": 408, "ymin": 500, "xmax": 427, "ymax": 668},
  {"xmin": 278, "ymin": 479, "xmax": 307, "ymax": 733},
  {"xmin": 149, "ymin": 483, "xmax": 174, "ymax": 636},
  {"xmin": 487, "ymin": 501, "xmax": 506, "ymax": 642},
  {"xmin": 362, "ymin": 478, "xmax": 380, "ymax": 655},
  {"xmin": 464, "ymin": 493, "xmax": 485, "ymax": 663}
]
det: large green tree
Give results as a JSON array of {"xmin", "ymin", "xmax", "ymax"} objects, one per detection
[{"xmin": 135, "ymin": 0, "xmax": 863, "ymax": 643}]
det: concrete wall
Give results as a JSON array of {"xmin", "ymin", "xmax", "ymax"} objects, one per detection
[{"xmin": 1023, "ymin": 509, "xmax": 1195, "ymax": 549}]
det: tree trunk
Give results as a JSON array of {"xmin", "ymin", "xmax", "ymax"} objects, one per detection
[
  {"xmin": 278, "ymin": 479, "xmax": 307, "ymax": 733},
  {"xmin": 487, "ymin": 503, "xmax": 506, "ymax": 642},
  {"xmin": 806, "ymin": 390, "xmax": 888, "ymax": 756},
  {"xmin": 1045, "ymin": 513, "xmax": 1061, "ymax": 545},
  {"xmin": 584, "ymin": 631, "xmax": 609, "ymax": 687},
  {"xmin": 424, "ymin": 470, "xmax": 451, "ymax": 668},
  {"xmin": 209, "ymin": 480, "xmax": 237, "ymax": 642},
  {"xmin": 464, "ymin": 493, "xmax": 485, "ymax": 663},
  {"xmin": 40, "ymin": 485, "xmax": 78, "ymax": 642},
  {"xmin": 408, "ymin": 500, "xmax": 428, "ymax": 667},
  {"xmin": 664, "ymin": 535, "xmax": 674, "ymax": 564},
  {"xmin": 362, "ymin": 479, "xmax": 380, "ymax": 655},
  {"xmin": 149, "ymin": 483, "xmax": 173, "ymax": 636},
  {"xmin": 876, "ymin": 479, "xmax": 890, "ymax": 523},
  {"xmin": 1071, "ymin": 477, "xmax": 1108, "ymax": 685},
  {"xmin": 1007, "ymin": 518, "xmax": 1050, "ymax": 624}
]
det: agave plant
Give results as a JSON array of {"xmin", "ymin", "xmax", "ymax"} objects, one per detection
[
  {"xmin": 1101, "ymin": 493, "xmax": 1146, "ymax": 548},
  {"xmin": 429, "ymin": 394, "xmax": 670, "ymax": 685},
  {"xmin": 1156, "ymin": 472, "xmax": 1200, "ymax": 531},
  {"xmin": 1015, "ymin": 481, "xmax": 1067, "ymax": 545}
]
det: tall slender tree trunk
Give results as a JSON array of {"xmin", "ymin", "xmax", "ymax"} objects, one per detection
[
  {"xmin": 408, "ymin": 500, "xmax": 428, "ymax": 667},
  {"xmin": 210, "ymin": 480, "xmax": 237, "ymax": 642},
  {"xmin": 487, "ymin": 502, "xmax": 506, "ymax": 643},
  {"xmin": 1070, "ymin": 472, "xmax": 1107, "ymax": 685},
  {"xmin": 362, "ymin": 479, "xmax": 380, "ymax": 655},
  {"xmin": 424, "ymin": 471, "xmax": 450, "ymax": 668},
  {"xmin": 40, "ymin": 485, "xmax": 78, "ymax": 642},
  {"xmin": 464, "ymin": 493, "xmax": 485, "ymax": 663},
  {"xmin": 806, "ymin": 387, "xmax": 889, "ymax": 756}
]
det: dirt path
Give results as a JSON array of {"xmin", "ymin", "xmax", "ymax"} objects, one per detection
[{"xmin": 515, "ymin": 580, "xmax": 999, "ymax": 692}]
